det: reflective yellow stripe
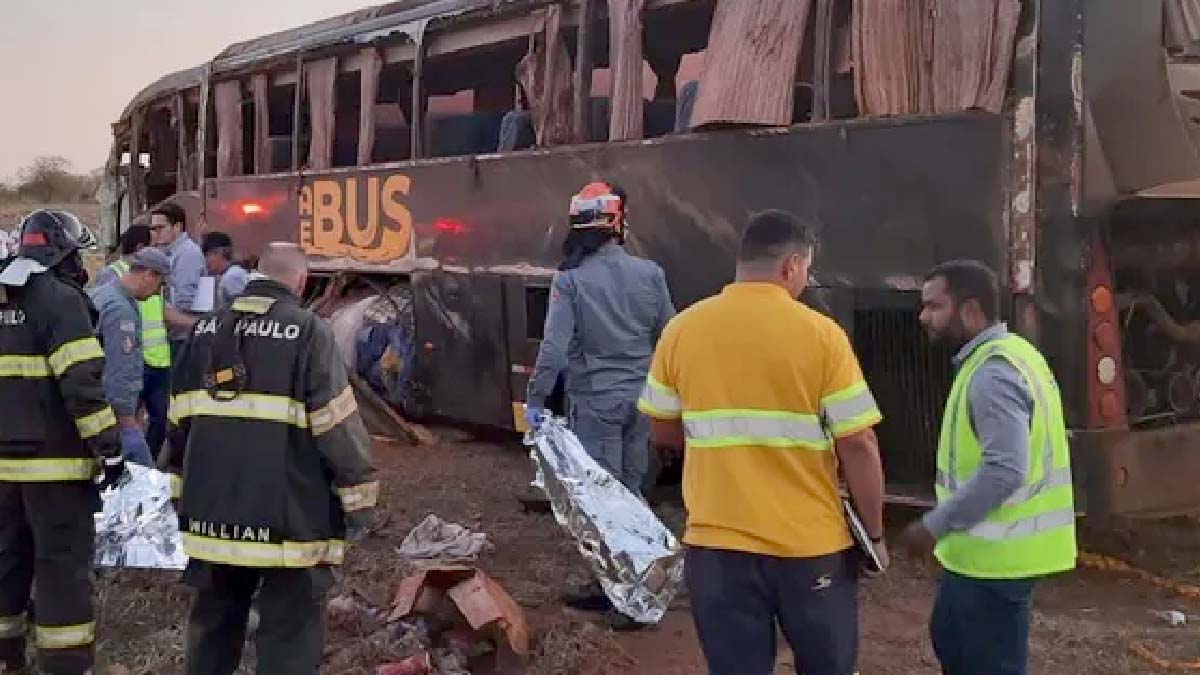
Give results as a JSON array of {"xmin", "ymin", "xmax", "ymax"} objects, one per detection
[
  {"xmin": 638, "ymin": 375, "xmax": 682, "ymax": 419},
  {"xmin": 47, "ymin": 337, "xmax": 104, "ymax": 377},
  {"xmin": 169, "ymin": 473, "xmax": 182, "ymax": 499},
  {"xmin": 34, "ymin": 622, "xmax": 95, "ymax": 649},
  {"xmin": 820, "ymin": 380, "xmax": 882, "ymax": 436},
  {"xmin": 182, "ymin": 533, "xmax": 345, "ymax": 567},
  {"xmin": 310, "ymin": 385, "xmax": 358, "ymax": 436},
  {"xmin": 0, "ymin": 612, "xmax": 27, "ymax": 639},
  {"xmin": 231, "ymin": 296, "xmax": 276, "ymax": 314},
  {"xmin": 75, "ymin": 406, "xmax": 117, "ymax": 439},
  {"xmin": 966, "ymin": 508, "xmax": 1076, "ymax": 541},
  {"xmin": 0, "ymin": 458, "xmax": 97, "ymax": 482},
  {"xmin": 0, "ymin": 355, "xmax": 51, "ymax": 378},
  {"xmin": 682, "ymin": 409, "xmax": 830, "ymax": 450},
  {"xmin": 337, "ymin": 481, "xmax": 379, "ymax": 512},
  {"xmin": 170, "ymin": 390, "xmax": 307, "ymax": 428}
]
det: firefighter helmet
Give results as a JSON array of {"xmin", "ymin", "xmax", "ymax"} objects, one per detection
[
  {"xmin": 16, "ymin": 209, "xmax": 97, "ymax": 268},
  {"xmin": 569, "ymin": 182, "xmax": 627, "ymax": 237}
]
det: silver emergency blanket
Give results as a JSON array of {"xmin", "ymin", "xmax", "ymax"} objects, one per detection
[
  {"xmin": 94, "ymin": 464, "xmax": 187, "ymax": 570},
  {"xmin": 527, "ymin": 418, "xmax": 683, "ymax": 624}
]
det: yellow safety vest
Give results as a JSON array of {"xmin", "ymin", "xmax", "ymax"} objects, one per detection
[
  {"xmin": 107, "ymin": 260, "xmax": 171, "ymax": 368},
  {"xmin": 934, "ymin": 333, "xmax": 1078, "ymax": 579}
]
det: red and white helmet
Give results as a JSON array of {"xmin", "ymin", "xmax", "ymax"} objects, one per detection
[{"xmin": 569, "ymin": 182, "xmax": 627, "ymax": 239}]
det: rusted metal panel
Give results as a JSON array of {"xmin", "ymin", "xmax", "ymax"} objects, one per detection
[
  {"xmin": 130, "ymin": 109, "xmax": 145, "ymax": 216},
  {"xmin": 812, "ymin": 0, "xmax": 834, "ymax": 122},
  {"xmin": 571, "ymin": 0, "xmax": 596, "ymax": 143},
  {"xmin": 607, "ymin": 0, "xmax": 647, "ymax": 141},
  {"xmin": 691, "ymin": 0, "xmax": 810, "ymax": 128},
  {"xmin": 306, "ymin": 58, "xmax": 338, "ymax": 171},
  {"xmin": 251, "ymin": 75, "xmax": 271, "ymax": 175},
  {"xmin": 359, "ymin": 48, "xmax": 383, "ymax": 167},
  {"xmin": 197, "ymin": 65, "xmax": 212, "ymax": 194},
  {"xmin": 173, "ymin": 94, "xmax": 192, "ymax": 191},
  {"xmin": 214, "ymin": 80, "xmax": 244, "ymax": 178}
]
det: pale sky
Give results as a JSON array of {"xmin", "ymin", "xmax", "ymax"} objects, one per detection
[{"xmin": 0, "ymin": 0, "xmax": 373, "ymax": 181}]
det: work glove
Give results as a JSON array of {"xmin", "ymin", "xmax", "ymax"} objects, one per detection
[
  {"xmin": 96, "ymin": 453, "xmax": 129, "ymax": 492},
  {"xmin": 119, "ymin": 427, "xmax": 154, "ymax": 468},
  {"xmin": 346, "ymin": 509, "xmax": 376, "ymax": 544},
  {"xmin": 524, "ymin": 405, "xmax": 547, "ymax": 431}
]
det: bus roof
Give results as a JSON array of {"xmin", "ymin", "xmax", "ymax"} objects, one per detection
[{"xmin": 118, "ymin": 0, "xmax": 535, "ymax": 123}]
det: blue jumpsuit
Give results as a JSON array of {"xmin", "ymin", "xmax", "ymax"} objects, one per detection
[{"xmin": 527, "ymin": 243, "xmax": 675, "ymax": 492}]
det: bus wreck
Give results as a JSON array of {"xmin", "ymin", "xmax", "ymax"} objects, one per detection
[{"xmin": 104, "ymin": 0, "xmax": 1200, "ymax": 517}]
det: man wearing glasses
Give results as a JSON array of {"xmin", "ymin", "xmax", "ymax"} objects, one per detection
[{"xmin": 149, "ymin": 203, "xmax": 203, "ymax": 353}]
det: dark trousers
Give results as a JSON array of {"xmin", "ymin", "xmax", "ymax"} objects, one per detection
[
  {"xmin": 184, "ymin": 561, "xmax": 333, "ymax": 675},
  {"xmin": 0, "ymin": 481, "xmax": 98, "ymax": 675},
  {"xmin": 931, "ymin": 571, "xmax": 1036, "ymax": 675},
  {"xmin": 685, "ymin": 546, "xmax": 859, "ymax": 675},
  {"xmin": 141, "ymin": 364, "xmax": 171, "ymax": 459}
]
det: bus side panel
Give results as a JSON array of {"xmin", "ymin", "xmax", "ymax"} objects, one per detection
[{"xmin": 411, "ymin": 270, "xmax": 514, "ymax": 428}]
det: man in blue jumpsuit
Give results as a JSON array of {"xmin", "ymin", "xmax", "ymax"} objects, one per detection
[
  {"xmin": 90, "ymin": 248, "xmax": 170, "ymax": 467},
  {"xmin": 524, "ymin": 182, "xmax": 675, "ymax": 621}
]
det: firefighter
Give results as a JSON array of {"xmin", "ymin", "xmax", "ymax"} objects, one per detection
[
  {"xmin": 0, "ymin": 210, "xmax": 124, "ymax": 675},
  {"xmin": 524, "ymin": 182, "xmax": 676, "ymax": 622},
  {"xmin": 165, "ymin": 242, "xmax": 377, "ymax": 675}
]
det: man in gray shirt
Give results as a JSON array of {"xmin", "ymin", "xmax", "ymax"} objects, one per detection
[
  {"xmin": 902, "ymin": 259, "xmax": 1076, "ymax": 675},
  {"xmin": 150, "ymin": 203, "xmax": 203, "ymax": 348},
  {"xmin": 202, "ymin": 231, "xmax": 250, "ymax": 308},
  {"xmin": 89, "ymin": 248, "xmax": 171, "ymax": 466}
]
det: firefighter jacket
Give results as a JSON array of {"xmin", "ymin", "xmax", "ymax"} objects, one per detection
[
  {"xmin": 0, "ymin": 263, "xmax": 119, "ymax": 481},
  {"xmin": 166, "ymin": 278, "xmax": 377, "ymax": 568}
]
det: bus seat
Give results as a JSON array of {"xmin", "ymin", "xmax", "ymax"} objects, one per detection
[
  {"xmin": 645, "ymin": 99, "xmax": 678, "ymax": 138},
  {"xmin": 497, "ymin": 110, "xmax": 536, "ymax": 151},
  {"xmin": 675, "ymin": 80, "xmax": 699, "ymax": 132},
  {"xmin": 429, "ymin": 112, "xmax": 506, "ymax": 158},
  {"xmin": 588, "ymin": 97, "xmax": 612, "ymax": 142},
  {"xmin": 373, "ymin": 126, "xmax": 412, "ymax": 163},
  {"xmin": 268, "ymin": 136, "xmax": 292, "ymax": 172}
]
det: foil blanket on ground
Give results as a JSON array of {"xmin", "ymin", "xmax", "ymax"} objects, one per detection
[
  {"xmin": 527, "ymin": 418, "xmax": 683, "ymax": 624},
  {"xmin": 94, "ymin": 464, "xmax": 187, "ymax": 570}
]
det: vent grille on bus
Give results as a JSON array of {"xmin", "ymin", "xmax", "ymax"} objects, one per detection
[{"xmin": 853, "ymin": 302, "xmax": 954, "ymax": 501}]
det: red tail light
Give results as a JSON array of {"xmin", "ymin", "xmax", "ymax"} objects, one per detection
[
  {"xmin": 1086, "ymin": 235, "xmax": 1126, "ymax": 427},
  {"xmin": 240, "ymin": 202, "xmax": 264, "ymax": 216}
]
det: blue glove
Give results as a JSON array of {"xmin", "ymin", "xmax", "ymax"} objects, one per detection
[
  {"xmin": 524, "ymin": 405, "xmax": 547, "ymax": 431},
  {"xmin": 119, "ymin": 427, "xmax": 154, "ymax": 467}
]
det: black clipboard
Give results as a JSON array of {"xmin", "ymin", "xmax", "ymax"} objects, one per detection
[{"xmin": 843, "ymin": 497, "xmax": 885, "ymax": 574}]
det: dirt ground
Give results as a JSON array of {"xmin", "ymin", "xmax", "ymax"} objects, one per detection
[{"xmin": 93, "ymin": 430, "xmax": 1200, "ymax": 674}]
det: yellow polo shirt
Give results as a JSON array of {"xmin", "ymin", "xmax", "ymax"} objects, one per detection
[{"xmin": 638, "ymin": 283, "xmax": 882, "ymax": 558}]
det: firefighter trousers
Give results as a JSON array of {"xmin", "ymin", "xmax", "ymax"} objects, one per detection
[
  {"xmin": 0, "ymin": 480, "xmax": 98, "ymax": 675},
  {"xmin": 184, "ymin": 561, "xmax": 333, "ymax": 675}
]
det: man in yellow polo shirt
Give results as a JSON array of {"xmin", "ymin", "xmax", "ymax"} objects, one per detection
[{"xmin": 639, "ymin": 210, "xmax": 887, "ymax": 675}]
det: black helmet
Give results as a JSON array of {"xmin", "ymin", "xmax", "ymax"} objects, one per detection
[{"xmin": 17, "ymin": 209, "xmax": 97, "ymax": 267}]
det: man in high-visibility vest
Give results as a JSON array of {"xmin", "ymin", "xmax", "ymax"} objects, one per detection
[
  {"xmin": 95, "ymin": 225, "xmax": 173, "ymax": 459},
  {"xmin": 900, "ymin": 259, "xmax": 1077, "ymax": 675}
]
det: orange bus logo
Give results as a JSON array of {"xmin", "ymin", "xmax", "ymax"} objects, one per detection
[{"xmin": 299, "ymin": 174, "xmax": 414, "ymax": 262}]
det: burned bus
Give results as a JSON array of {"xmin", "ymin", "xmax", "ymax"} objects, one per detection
[{"xmin": 103, "ymin": 0, "xmax": 1200, "ymax": 517}]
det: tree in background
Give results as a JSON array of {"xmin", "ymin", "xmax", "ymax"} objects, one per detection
[{"xmin": 2, "ymin": 156, "xmax": 100, "ymax": 204}]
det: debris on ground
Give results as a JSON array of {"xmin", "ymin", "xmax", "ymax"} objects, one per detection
[
  {"xmin": 1151, "ymin": 609, "xmax": 1190, "ymax": 627},
  {"xmin": 397, "ymin": 515, "xmax": 492, "ymax": 563},
  {"xmin": 388, "ymin": 564, "xmax": 529, "ymax": 672}
]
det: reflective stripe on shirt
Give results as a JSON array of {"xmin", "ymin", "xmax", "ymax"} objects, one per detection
[
  {"xmin": 638, "ymin": 375, "xmax": 682, "ymax": 418},
  {"xmin": 820, "ymin": 380, "xmax": 883, "ymax": 436},
  {"xmin": 682, "ymin": 409, "xmax": 831, "ymax": 451},
  {"xmin": 310, "ymin": 385, "xmax": 357, "ymax": 436},
  {"xmin": 75, "ymin": 406, "xmax": 117, "ymax": 439},
  {"xmin": 0, "ymin": 458, "xmax": 98, "ymax": 482},
  {"xmin": 182, "ymin": 533, "xmax": 345, "ymax": 568},
  {"xmin": 47, "ymin": 337, "xmax": 104, "ymax": 377},
  {"xmin": 0, "ymin": 355, "xmax": 52, "ymax": 378},
  {"xmin": 169, "ymin": 390, "xmax": 308, "ymax": 428},
  {"xmin": 34, "ymin": 622, "xmax": 95, "ymax": 649}
]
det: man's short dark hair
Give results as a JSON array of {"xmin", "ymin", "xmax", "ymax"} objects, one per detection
[
  {"xmin": 152, "ymin": 202, "xmax": 186, "ymax": 227},
  {"xmin": 202, "ymin": 231, "xmax": 234, "ymax": 259},
  {"xmin": 925, "ymin": 259, "xmax": 1000, "ymax": 322},
  {"xmin": 737, "ymin": 210, "xmax": 819, "ymax": 264},
  {"xmin": 119, "ymin": 225, "xmax": 152, "ymax": 255}
]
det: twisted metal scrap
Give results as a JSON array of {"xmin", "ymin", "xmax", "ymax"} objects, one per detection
[
  {"xmin": 94, "ymin": 464, "xmax": 187, "ymax": 570},
  {"xmin": 527, "ymin": 418, "xmax": 683, "ymax": 624}
]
